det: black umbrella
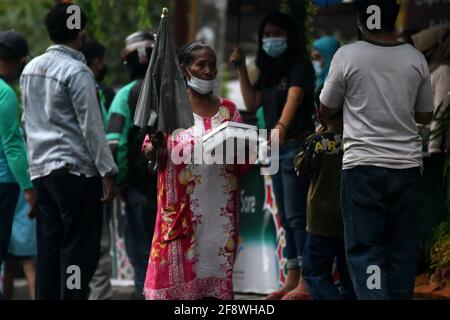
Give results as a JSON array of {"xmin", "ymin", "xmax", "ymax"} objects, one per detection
[
  {"xmin": 134, "ymin": 8, "xmax": 194, "ymax": 172},
  {"xmin": 134, "ymin": 7, "xmax": 194, "ymax": 134}
]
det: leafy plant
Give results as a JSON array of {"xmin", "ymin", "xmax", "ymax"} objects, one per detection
[
  {"xmin": 0, "ymin": 0, "xmax": 167, "ymax": 85},
  {"xmin": 430, "ymin": 217, "xmax": 450, "ymax": 271},
  {"xmin": 280, "ymin": 0, "xmax": 317, "ymax": 55},
  {"xmin": 430, "ymin": 97, "xmax": 450, "ymax": 208}
]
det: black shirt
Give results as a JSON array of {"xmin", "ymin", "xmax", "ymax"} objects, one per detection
[{"xmin": 255, "ymin": 57, "xmax": 316, "ymax": 139}]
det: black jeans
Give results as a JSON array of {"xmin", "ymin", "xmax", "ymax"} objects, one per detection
[
  {"xmin": 124, "ymin": 187, "xmax": 157, "ymax": 299},
  {"xmin": 0, "ymin": 183, "xmax": 20, "ymax": 278},
  {"xmin": 341, "ymin": 166, "xmax": 422, "ymax": 300},
  {"xmin": 33, "ymin": 174, "xmax": 103, "ymax": 300}
]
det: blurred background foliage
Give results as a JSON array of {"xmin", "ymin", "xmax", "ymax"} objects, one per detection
[
  {"xmin": 280, "ymin": 0, "xmax": 317, "ymax": 56},
  {"xmin": 0, "ymin": 0, "xmax": 168, "ymax": 86}
]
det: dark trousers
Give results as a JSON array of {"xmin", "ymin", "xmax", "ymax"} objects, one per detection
[
  {"xmin": 303, "ymin": 233, "xmax": 356, "ymax": 300},
  {"xmin": 124, "ymin": 187, "xmax": 156, "ymax": 299},
  {"xmin": 0, "ymin": 183, "xmax": 20, "ymax": 286},
  {"xmin": 33, "ymin": 174, "xmax": 103, "ymax": 300},
  {"xmin": 341, "ymin": 166, "xmax": 422, "ymax": 300}
]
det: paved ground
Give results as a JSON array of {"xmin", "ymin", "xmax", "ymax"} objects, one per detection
[{"xmin": 9, "ymin": 279, "xmax": 265, "ymax": 300}]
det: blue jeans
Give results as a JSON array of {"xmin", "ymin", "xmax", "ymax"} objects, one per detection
[
  {"xmin": 0, "ymin": 183, "xmax": 20, "ymax": 288},
  {"xmin": 271, "ymin": 145, "xmax": 309, "ymax": 268},
  {"xmin": 303, "ymin": 233, "xmax": 356, "ymax": 300},
  {"xmin": 124, "ymin": 187, "xmax": 157, "ymax": 299},
  {"xmin": 341, "ymin": 166, "xmax": 422, "ymax": 300}
]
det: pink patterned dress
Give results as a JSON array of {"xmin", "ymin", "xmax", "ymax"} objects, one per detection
[{"xmin": 143, "ymin": 98, "xmax": 250, "ymax": 300}]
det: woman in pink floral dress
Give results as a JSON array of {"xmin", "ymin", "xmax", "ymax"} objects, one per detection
[{"xmin": 142, "ymin": 43, "xmax": 250, "ymax": 300}]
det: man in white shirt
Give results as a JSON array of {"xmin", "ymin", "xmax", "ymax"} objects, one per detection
[{"xmin": 319, "ymin": 0, "xmax": 434, "ymax": 300}]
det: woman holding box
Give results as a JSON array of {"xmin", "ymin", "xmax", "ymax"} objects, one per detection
[{"xmin": 142, "ymin": 42, "xmax": 250, "ymax": 300}]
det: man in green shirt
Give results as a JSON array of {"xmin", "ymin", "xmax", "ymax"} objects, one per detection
[
  {"xmin": 0, "ymin": 31, "xmax": 35, "ymax": 299},
  {"xmin": 107, "ymin": 31, "xmax": 158, "ymax": 299}
]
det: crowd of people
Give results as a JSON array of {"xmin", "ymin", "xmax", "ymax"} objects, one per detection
[{"xmin": 0, "ymin": 0, "xmax": 448, "ymax": 301}]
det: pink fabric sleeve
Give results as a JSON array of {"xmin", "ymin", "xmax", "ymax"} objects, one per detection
[{"xmin": 142, "ymin": 134, "xmax": 151, "ymax": 153}]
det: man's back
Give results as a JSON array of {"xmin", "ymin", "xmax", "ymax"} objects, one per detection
[
  {"xmin": 21, "ymin": 45, "xmax": 116, "ymax": 179},
  {"xmin": 320, "ymin": 40, "xmax": 434, "ymax": 169}
]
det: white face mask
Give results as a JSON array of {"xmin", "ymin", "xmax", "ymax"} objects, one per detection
[
  {"xmin": 312, "ymin": 60, "xmax": 323, "ymax": 76},
  {"xmin": 186, "ymin": 68, "xmax": 218, "ymax": 95}
]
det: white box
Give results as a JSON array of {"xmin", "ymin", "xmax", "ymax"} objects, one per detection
[{"xmin": 202, "ymin": 121, "xmax": 258, "ymax": 155}]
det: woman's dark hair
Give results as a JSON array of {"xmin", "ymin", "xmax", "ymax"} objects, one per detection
[
  {"xmin": 256, "ymin": 12, "xmax": 303, "ymax": 87},
  {"xmin": 45, "ymin": 3, "xmax": 88, "ymax": 43},
  {"xmin": 356, "ymin": 0, "xmax": 400, "ymax": 34},
  {"xmin": 178, "ymin": 42, "xmax": 215, "ymax": 67}
]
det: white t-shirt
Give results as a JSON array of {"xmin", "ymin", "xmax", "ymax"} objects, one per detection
[{"xmin": 320, "ymin": 40, "xmax": 434, "ymax": 170}]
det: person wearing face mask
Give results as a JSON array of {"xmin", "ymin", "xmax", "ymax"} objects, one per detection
[
  {"xmin": 80, "ymin": 37, "xmax": 116, "ymax": 300},
  {"xmin": 105, "ymin": 30, "xmax": 158, "ymax": 299},
  {"xmin": 312, "ymin": 36, "xmax": 341, "ymax": 91},
  {"xmin": 20, "ymin": 3, "xmax": 118, "ymax": 300},
  {"xmin": 230, "ymin": 12, "xmax": 316, "ymax": 300},
  {"xmin": 82, "ymin": 38, "xmax": 115, "ymax": 128},
  {"xmin": 141, "ymin": 42, "xmax": 251, "ymax": 300},
  {"xmin": 0, "ymin": 30, "xmax": 36, "ymax": 300}
]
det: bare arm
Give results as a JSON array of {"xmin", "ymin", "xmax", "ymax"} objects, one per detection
[
  {"xmin": 278, "ymin": 87, "xmax": 305, "ymax": 128},
  {"xmin": 319, "ymin": 102, "xmax": 341, "ymax": 119},
  {"xmin": 230, "ymin": 47, "xmax": 261, "ymax": 112}
]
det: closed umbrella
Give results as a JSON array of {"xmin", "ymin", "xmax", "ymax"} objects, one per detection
[
  {"xmin": 134, "ymin": 8, "xmax": 194, "ymax": 172},
  {"xmin": 134, "ymin": 7, "xmax": 194, "ymax": 134}
]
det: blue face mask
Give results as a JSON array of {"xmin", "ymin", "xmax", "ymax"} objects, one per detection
[{"xmin": 262, "ymin": 37, "xmax": 288, "ymax": 58}]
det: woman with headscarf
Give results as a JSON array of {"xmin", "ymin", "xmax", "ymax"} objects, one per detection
[
  {"xmin": 413, "ymin": 26, "xmax": 450, "ymax": 154},
  {"xmin": 142, "ymin": 42, "xmax": 250, "ymax": 300},
  {"xmin": 311, "ymin": 36, "xmax": 341, "ymax": 91}
]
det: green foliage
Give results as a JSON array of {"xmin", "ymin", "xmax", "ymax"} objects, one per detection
[
  {"xmin": 0, "ymin": 0, "xmax": 167, "ymax": 86},
  {"xmin": 430, "ymin": 99, "xmax": 450, "ymax": 208},
  {"xmin": 430, "ymin": 217, "xmax": 450, "ymax": 271},
  {"xmin": 0, "ymin": 0, "xmax": 55, "ymax": 57},
  {"xmin": 280, "ymin": 0, "xmax": 317, "ymax": 55}
]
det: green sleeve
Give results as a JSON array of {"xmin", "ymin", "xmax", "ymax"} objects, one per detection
[
  {"xmin": 105, "ymin": 84, "xmax": 134, "ymax": 186},
  {"xmin": 106, "ymin": 85, "xmax": 132, "ymax": 142},
  {"xmin": 0, "ymin": 88, "xmax": 32, "ymax": 190}
]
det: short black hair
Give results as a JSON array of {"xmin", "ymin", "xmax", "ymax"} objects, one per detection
[
  {"xmin": 82, "ymin": 37, "xmax": 105, "ymax": 66},
  {"xmin": 179, "ymin": 42, "xmax": 215, "ymax": 67},
  {"xmin": 356, "ymin": 0, "xmax": 400, "ymax": 34},
  {"xmin": 45, "ymin": 3, "xmax": 88, "ymax": 43},
  {"xmin": 0, "ymin": 44, "xmax": 17, "ymax": 61}
]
